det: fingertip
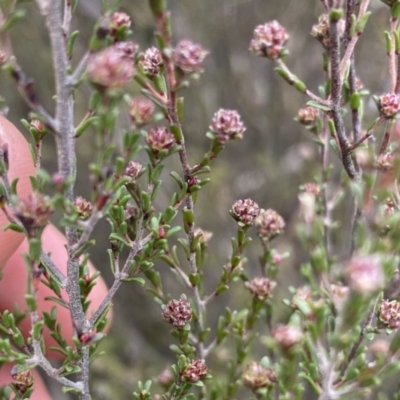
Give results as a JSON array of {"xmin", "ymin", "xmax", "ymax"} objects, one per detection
[
  {"xmin": 0, "ymin": 116, "xmax": 35, "ymax": 267},
  {"xmin": 0, "ymin": 224, "xmax": 112, "ymax": 358}
]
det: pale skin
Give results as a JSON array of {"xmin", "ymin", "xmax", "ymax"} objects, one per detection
[{"xmin": 0, "ymin": 116, "xmax": 111, "ymax": 398}]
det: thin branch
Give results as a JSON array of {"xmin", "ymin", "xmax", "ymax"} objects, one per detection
[
  {"xmin": 70, "ymin": 210, "xmax": 103, "ymax": 255},
  {"xmin": 70, "ymin": 51, "xmax": 91, "ymax": 85},
  {"xmin": 0, "ymin": 8, "xmax": 57, "ymax": 129},
  {"xmin": 89, "ymin": 219, "xmax": 145, "ymax": 327},
  {"xmin": 275, "ymin": 59, "xmax": 332, "ymax": 108},
  {"xmin": 389, "ymin": 18, "xmax": 399, "ymax": 92},
  {"xmin": 340, "ymin": 0, "xmax": 370, "ymax": 83},
  {"xmin": 329, "ymin": 13, "xmax": 360, "ymax": 180},
  {"xmin": 154, "ymin": 10, "xmax": 206, "ymax": 360}
]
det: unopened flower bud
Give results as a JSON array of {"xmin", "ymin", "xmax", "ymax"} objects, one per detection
[
  {"xmin": 297, "ymin": 106, "xmax": 319, "ymax": 126},
  {"xmin": 378, "ymin": 299, "xmax": 400, "ymax": 329},
  {"xmin": 124, "ymin": 161, "xmax": 143, "ymax": 180},
  {"xmin": 146, "ymin": 126, "xmax": 175, "ymax": 153},
  {"xmin": 377, "ymin": 152, "xmax": 394, "ymax": 171},
  {"xmin": 256, "ymin": 209, "xmax": 285, "ymax": 240},
  {"xmin": 345, "ymin": 255, "xmax": 384, "ymax": 294},
  {"xmin": 209, "ymin": 109, "xmax": 246, "ymax": 144},
  {"xmin": 370, "ymin": 339, "xmax": 389, "ymax": 357},
  {"xmin": 30, "ymin": 119, "xmax": 46, "ymax": 137},
  {"xmin": 114, "ymin": 41, "xmax": 139, "ymax": 60},
  {"xmin": 51, "ymin": 172, "xmax": 66, "ymax": 191},
  {"xmin": 87, "ymin": 44, "xmax": 136, "ymax": 89},
  {"xmin": 140, "ymin": 47, "xmax": 163, "ymax": 76},
  {"xmin": 311, "ymin": 14, "xmax": 345, "ymax": 48},
  {"xmin": 231, "ymin": 198, "xmax": 260, "ymax": 225},
  {"xmin": 242, "ymin": 362, "xmax": 277, "ymax": 389},
  {"xmin": 245, "ymin": 277, "xmax": 276, "ymax": 300},
  {"xmin": 12, "ymin": 369, "xmax": 34, "ymax": 394},
  {"xmin": 74, "ymin": 196, "xmax": 93, "ymax": 220},
  {"xmin": 182, "ymin": 359, "xmax": 208, "ymax": 383},
  {"xmin": 174, "ymin": 39, "xmax": 208, "ymax": 73},
  {"xmin": 162, "ymin": 295, "xmax": 192, "ymax": 328},
  {"xmin": 272, "ymin": 325, "xmax": 303, "ymax": 349},
  {"xmin": 250, "ymin": 21, "xmax": 289, "ymax": 59},
  {"xmin": 15, "ymin": 193, "xmax": 53, "ymax": 235},
  {"xmin": 194, "ymin": 227, "xmax": 213, "ymax": 244},
  {"xmin": 304, "ymin": 182, "xmax": 320, "ymax": 196},
  {"xmin": 384, "ymin": 198, "xmax": 396, "ymax": 217},
  {"xmin": 157, "ymin": 368, "xmax": 174, "ymax": 388},
  {"xmin": 330, "ymin": 284, "xmax": 349, "ymax": 312},
  {"xmin": 379, "ymin": 93, "xmax": 400, "ymax": 119},
  {"xmin": 109, "ymin": 11, "xmax": 131, "ymax": 37},
  {"xmin": 128, "ymin": 97, "xmax": 155, "ymax": 127}
]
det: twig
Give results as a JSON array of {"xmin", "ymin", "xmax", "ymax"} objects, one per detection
[
  {"xmin": 329, "ymin": 12, "xmax": 360, "ymax": 180},
  {"xmin": 338, "ymin": 306, "xmax": 375, "ymax": 379},
  {"xmin": 0, "ymin": 8, "xmax": 57, "ymax": 130},
  {"xmin": 275, "ymin": 59, "xmax": 332, "ymax": 108},
  {"xmin": 339, "ymin": 0, "xmax": 370, "ymax": 83},
  {"xmin": 153, "ymin": 10, "xmax": 206, "ymax": 360},
  {"xmin": 38, "ymin": 1, "xmax": 90, "ymax": 398},
  {"xmin": 89, "ymin": 219, "xmax": 145, "ymax": 327},
  {"xmin": 389, "ymin": 18, "xmax": 399, "ymax": 92},
  {"xmin": 70, "ymin": 51, "xmax": 91, "ymax": 85},
  {"xmin": 70, "ymin": 210, "xmax": 103, "ymax": 255}
]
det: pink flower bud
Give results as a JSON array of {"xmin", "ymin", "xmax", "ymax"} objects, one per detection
[
  {"xmin": 272, "ymin": 325, "xmax": 303, "ymax": 349},
  {"xmin": 146, "ymin": 126, "xmax": 175, "ymax": 153},
  {"xmin": 140, "ymin": 47, "xmax": 163, "ymax": 76},
  {"xmin": 162, "ymin": 295, "xmax": 192, "ymax": 329},
  {"xmin": 345, "ymin": 255, "xmax": 384, "ymax": 294},
  {"xmin": 378, "ymin": 299, "xmax": 400, "ymax": 329},
  {"xmin": 87, "ymin": 44, "xmax": 136, "ymax": 89},
  {"xmin": 128, "ymin": 97, "xmax": 155, "ymax": 127},
  {"xmin": 182, "ymin": 359, "xmax": 208, "ymax": 383},
  {"xmin": 109, "ymin": 12, "xmax": 131, "ymax": 33},
  {"xmin": 245, "ymin": 277, "xmax": 276, "ymax": 300},
  {"xmin": 379, "ymin": 93, "xmax": 400, "ymax": 119},
  {"xmin": 210, "ymin": 109, "xmax": 246, "ymax": 144},
  {"xmin": 256, "ymin": 209, "xmax": 285, "ymax": 240},
  {"xmin": 250, "ymin": 21, "xmax": 289, "ymax": 59},
  {"xmin": 242, "ymin": 362, "xmax": 277, "ymax": 389},
  {"xmin": 231, "ymin": 198, "xmax": 260, "ymax": 225},
  {"xmin": 174, "ymin": 39, "xmax": 208, "ymax": 73}
]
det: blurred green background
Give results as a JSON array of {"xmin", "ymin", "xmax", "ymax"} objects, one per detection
[{"xmin": 0, "ymin": 0, "xmax": 394, "ymax": 398}]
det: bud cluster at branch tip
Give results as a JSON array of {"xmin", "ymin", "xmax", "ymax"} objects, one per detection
[
  {"xmin": 209, "ymin": 109, "xmax": 246, "ymax": 144},
  {"xmin": 231, "ymin": 198, "xmax": 260, "ymax": 225},
  {"xmin": 250, "ymin": 20, "xmax": 289, "ymax": 59},
  {"xmin": 162, "ymin": 295, "xmax": 192, "ymax": 328},
  {"xmin": 242, "ymin": 361, "xmax": 277, "ymax": 389},
  {"xmin": 74, "ymin": 196, "xmax": 93, "ymax": 220},
  {"xmin": 311, "ymin": 14, "xmax": 345, "ymax": 48},
  {"xmin": 255, "ymin": 208, "xmax": 285, "ymax": 240},
  {"xmin": 140, "ymin": 47, "xmax": 163, "ymax": 76},
  {"xmin": 128, "ymin": 97, "xmax": 155, "ymax": 127},
  {"xmin": 146, "ymin": 126, "xmax": 175, "ymax": 153},
  {"xmin": 379, "ymin": 93, "xmax": 400, "ymax": 119},
  {"xmin": 87, "ymin": 43, "xmax": 137, "ymax": 89},
  {"xmin": 245, "ymin": 277, "xmax": 276, "ymax": 300},
  {"xmin": 124, "ymin": 161, "xmax": 144, "ymax": 180},
  {"xmin": 182, "ymin": 359, "xmax": 208, "ymax": 383},
  {"xmin": 378, "ymin": 299, "xmax": 400, "ymax": 329},
  {"xmin": 345, "ymin": 255, "xmax": 384, "ymax": 294},
  {"xmin": 174, "ymin": 39, "xmax": 209, "ymax": 73}
]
